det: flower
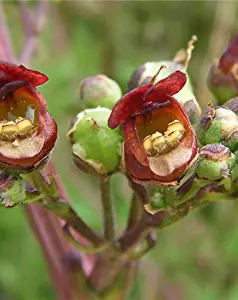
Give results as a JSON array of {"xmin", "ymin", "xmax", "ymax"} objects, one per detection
[
  {"xmin": 0, "ymin": 61, "xmax": 57, "ymax": 173},
  {"xmin": 127, "ymin": 61, "xmax": 201, "ymax": 124},
  {"xmin": 208, "ymin": 34, "xmax": 238, "ymax": 104},
  {"xmin": 108, "ymin": 71, "xmax": 198, "ymax": 186}
]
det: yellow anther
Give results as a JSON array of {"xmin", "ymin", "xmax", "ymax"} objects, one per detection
[
  {"xmin": 143, "ymin": 136, "xmax": 153, "ymax": 152},
  {"xmin": 151, "ymin": 131, "xmax": 163, "ymax": 140},
  {"xmin": 2, "ymin": 121, "xmax": 18, "ymax": 137},
  {"xmin": 0, "ymin": 121, "xmax": 4, "ymax": 134},
  {"xmin": 167, "ymin": 130, "xmax": 183, "ymax": 147},
  {"xmin": 0, "ymin": 117, "xmax": 35, "ymax": 142},
  {"xmin": 16, "ymin": 118, "xmax": 34, "ymax": 136},
  {"xmin": 165, "ymin": 120, "xmax": 185, "ymax": 135},
  {"xmin": 152, "ymin": 135, "xmax": 167, "ymax": 152},
  {"xmin": 142, "ymin": 120, "xmax": 186, "ymax": 156}
]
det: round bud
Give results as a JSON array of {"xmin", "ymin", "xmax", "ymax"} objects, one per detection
[
  {"xmin": 196, "ymin": 144, "xmax": 236, "ymax": 180},
  {"xmin": 67, "ymin": 107, "xmax": 123, "ymax": 175},
  {"xmin": 79, "ymin": 75, "xmax": 122, "ymax": 110},
  {"xmin": 198, "ymin": 104, "xmax": 238, "ymax": 149}
]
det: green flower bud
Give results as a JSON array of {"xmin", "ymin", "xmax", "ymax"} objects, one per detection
[
  {"xmin": 67, "ymin": 108, "xmax": 123, "ymax": 175},
  {"xmin": 79, "ymin": 75, "xmax": 122, "ymax": 110},
  {"xmin": 196, "ymin": 144, "xmax": 236, "ymax": 180},
  {"xmin": 198, "ymin": 104, "xmax": 238, "ymax": 149},
  {"xmin": 0, "ymin": 173, "xmax": 26, "ymax": 207},
  {"xmin": 127, "ymin": 61, "xmax": 201, "ymax": 124}
]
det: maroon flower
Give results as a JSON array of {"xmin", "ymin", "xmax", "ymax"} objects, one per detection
[
  {"xmin": 208, "ymin": 33, "xmax": 238, "ymax": 104},
  {"xmin": 0, "ymin": 61, "xmax": 57, "ymax": 172},
  {"xmin": 108, "ymin": 71, "xmax": 198, "ymax": 185}
]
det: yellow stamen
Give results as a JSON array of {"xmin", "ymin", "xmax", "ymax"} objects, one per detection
[
  {"xmin": 142, "ymin": 120, "xmax": 185, "ymax": 155},
  {"xmin": 0, "ymin": 117, "xmax": 36, "ymax": 142},
  {"xmin": 164, "ymin": 120, "xmax": 185, "ymax": 135},
  {"xmin": 167, "ymin": 130, "xmax": 183, "ymax": 147},
  {"xmin": 16, "ymin": 118, "xmax": 34, "ymax": 136}
]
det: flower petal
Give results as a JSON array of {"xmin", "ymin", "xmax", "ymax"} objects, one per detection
[
  {"xmin": 124, "ymin": 119, "xmax": 148, "ymax": 166},
  {"xmin": 108, "ymin": 71, "xmax": 187, "ymax": 129},
  {"xmin": 0, "ymin": 61, "xmax": 48, "ymax": 87},
  {"xmin": 152, "ymin": 70, "xmax": 187, "ymax": 97},
  {"xmin": 219, "ymin": 34, "xmax": 238, "ymax": 73},
  {"xmin": 108, "ymin": 85, "xmax": 151, "ymax": 129}
]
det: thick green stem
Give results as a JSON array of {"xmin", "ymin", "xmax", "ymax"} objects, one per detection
[{"xmin": 100, "ymin": 176, "xmax": 115, "ymax": 241}]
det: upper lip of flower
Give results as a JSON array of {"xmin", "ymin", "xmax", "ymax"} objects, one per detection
[
  {"xmin": 108, "ymin": 70, "xmax": 187, "ymax": 129},
  {"xmin": 0, "ymin": 62, "xmax": 56, "ymax": 171},
  {"xmin": 218, "ymin": 34, "xmax": 238, "ymax": 73}
]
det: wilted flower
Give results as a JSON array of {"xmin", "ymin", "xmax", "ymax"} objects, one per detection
[
  {"xmin": 208, "ymin": 34, "xmax": 238, "ymax": 104},
  {"xmin": 108, "ymin": 71, "xmax": 198, "ymax": 186},
  {"xmin": 0, "ymin": 62, "xmax": 57, "ymax": 173}
]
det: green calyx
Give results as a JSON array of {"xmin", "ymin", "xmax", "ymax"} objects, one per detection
[
  {"xmin": 0, "ymin": 173, "xmax": 26, "ymax": 207},
  {"xmin": 198, "ymin": 106, "xmax": 238, "ymax": 149},
  {"xmin": 67, "ymin": 108, "xmax": 123, "ymax": 175},
  {"xmin": 79, "ymin": 75, "xmax": 122, "ymax": 110},
  {"xmin": 196, "ymin": 144, "xmax": 236, "ymax": 180}
]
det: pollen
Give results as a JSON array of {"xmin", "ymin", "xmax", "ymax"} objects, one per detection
[{"xmin": 143, "ymin": 120, "xmax": 185, "ymax": 155}]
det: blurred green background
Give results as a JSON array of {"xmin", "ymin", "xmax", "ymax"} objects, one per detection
[{"xmin": 1, "ymin": 1, "xmax": 238, "ymax": 299}]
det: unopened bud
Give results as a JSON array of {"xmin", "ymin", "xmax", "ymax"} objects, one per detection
[
  {"xmin": 67, "ymin": 108, "xmax": 123, "ymax": 175},
  {"xmin": 196, "ymin": 144, "xmax": 236, "ymax": 180},
  {"xmin": 198, "ymin": 104, "xmax": 238, "ymax": 149},
  {"xmin": 79, "ymin": 75, "xmax": 122, "ymax": 110}
]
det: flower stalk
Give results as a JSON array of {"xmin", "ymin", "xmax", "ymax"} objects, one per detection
[{"xmin": 100, "ymin": 176, "xmax": 116, "ymax": 241}]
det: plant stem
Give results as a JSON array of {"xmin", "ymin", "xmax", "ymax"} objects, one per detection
[
  {"xmin": 100, "ymin": 176, "xmax": 115, "ymax": 241},
  {"xmin": 0, "ymin": 1, "xmax": 14, "ymax": 61},
  {"xmin": 24, "ymin": 170, "xmax": 105, "ymax": 247},
  {"xmin": 25, "ymin": 204, "xmax": 73, "ymax": 300},
  {"xmin": 19, "ymin": 0, "xmax": 47, "ymax": 65},
  {"xmin": 126, "ymin": 193, "xmax": 142, "ymax": 231}
]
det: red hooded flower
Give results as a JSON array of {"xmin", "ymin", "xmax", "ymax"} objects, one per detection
[
  {"xmin": 108, "ymin": 71, "xmax": 198, "ymax": 185},
  {"xmin": 0, "ymin": 61, "xmax": 57, "ymax": 173},
  {"xmin": 208, "ymin": 33, "xmax": 238, "ymax": 104}
]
